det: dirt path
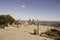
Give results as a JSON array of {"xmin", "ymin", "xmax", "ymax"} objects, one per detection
[{"xmin": 0, "ymin": 25, "xmax": 54, "ymax": 40}]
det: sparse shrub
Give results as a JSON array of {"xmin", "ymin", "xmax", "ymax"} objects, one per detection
[
  {"xmin": 45, "ymin": 30, "xmax": 52, "ymax": 36},
  {"xmin": 52, "ymin": 32, "xmax": 59, "ymax": 37},
  {"xmin": 0, "ymin": 25, "xmax": 5, "ymax": 29},
  {"xmin": 45, "ymin": 29, "xmax": 60, "ymax": 37}
]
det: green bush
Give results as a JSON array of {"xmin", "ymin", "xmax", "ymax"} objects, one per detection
[
  {"xmin": 52, "ymin": 32, "xmax": 59, "ymax": 37},
  {"xmin": 45, "ymin": 29, "xmax": 60, "ymax": 37},
  {"xmin": 0, "ymin": 25, "xmax": 5, "ymax": 29},
  {"xmin": 45, "ymin": 30, "xmax": 52, "ymax": 36}
]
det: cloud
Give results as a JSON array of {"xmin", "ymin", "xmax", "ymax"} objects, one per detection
[{"xmin": 21, "ymin": 5, "xmax": 26, "ymax": 8}]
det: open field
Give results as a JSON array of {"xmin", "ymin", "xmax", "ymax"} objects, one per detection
[{"xmin": 0, "ymin": 25, "xmax": 54, "ymax": 40}]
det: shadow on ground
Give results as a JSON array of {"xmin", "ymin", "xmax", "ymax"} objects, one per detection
[
  {"xmin": 54, "ymin": 38, "xmax": 60, "ymax": 40},
  {"xmin": 29, "ymin": 32, "xmax": 37, "ymax": 35}
]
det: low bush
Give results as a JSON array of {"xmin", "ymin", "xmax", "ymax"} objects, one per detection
[
  {"xmin": 45, "ymin": 29, "xmax": 60, "ymax": 37},
  {"xmin": 0, "ymin": 25, "xmax": 5, "ymax": 29}
]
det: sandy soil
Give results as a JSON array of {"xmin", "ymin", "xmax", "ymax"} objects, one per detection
[{"xmin": 0, "ymin": 25, "xmax": 54, "ymax": 40}]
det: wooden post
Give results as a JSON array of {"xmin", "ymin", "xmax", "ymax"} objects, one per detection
[{"xmin": 36, "ymin": 22, "xmax": 39, "ymax": 35}]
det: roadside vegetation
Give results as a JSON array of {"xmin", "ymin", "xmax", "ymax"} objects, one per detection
[
  {"xmin": 45, "ymin": 29, "xmax": 60, "ymax": 37},
  {"xmin": 0, "ymin": 15, "xmax": 15, "ymax": 29}
]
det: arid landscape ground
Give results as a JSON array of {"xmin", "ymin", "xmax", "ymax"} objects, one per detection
[
  {"xmin": 0, "ymin": 0, "xmax": 60, "ymax": 40},
  {"xmin": 0, "ymin": 25, "xmax": 54, "ymax": 40}
]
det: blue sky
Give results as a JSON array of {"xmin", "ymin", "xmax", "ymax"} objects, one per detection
[{"xmin": 0, "ymin": 0, "xmax": 60, "ymax": 21}]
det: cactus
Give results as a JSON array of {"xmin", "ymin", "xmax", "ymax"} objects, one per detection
[{"xmin": 34, "ymin": 29, "xmax": 37, "ymax": 35}]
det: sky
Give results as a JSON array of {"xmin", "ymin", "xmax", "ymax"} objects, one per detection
[{"xmin": 0, "ymin": 0, "xmax": 60, "ymax": 21}]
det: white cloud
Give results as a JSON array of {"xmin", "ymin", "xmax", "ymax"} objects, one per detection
[{"xmin": 21, "ymin": 5, "xmax": 26, "ymax": 8}]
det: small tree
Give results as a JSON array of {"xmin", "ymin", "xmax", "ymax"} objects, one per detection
[{"xmin": 0, "ymin": 15, "xmax": 15, "ymax": 26}]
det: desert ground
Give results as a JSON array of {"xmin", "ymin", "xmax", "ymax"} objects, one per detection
[{"xmin": 0, "ymin": 25, "xmax": 54, "ymax": 40}]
